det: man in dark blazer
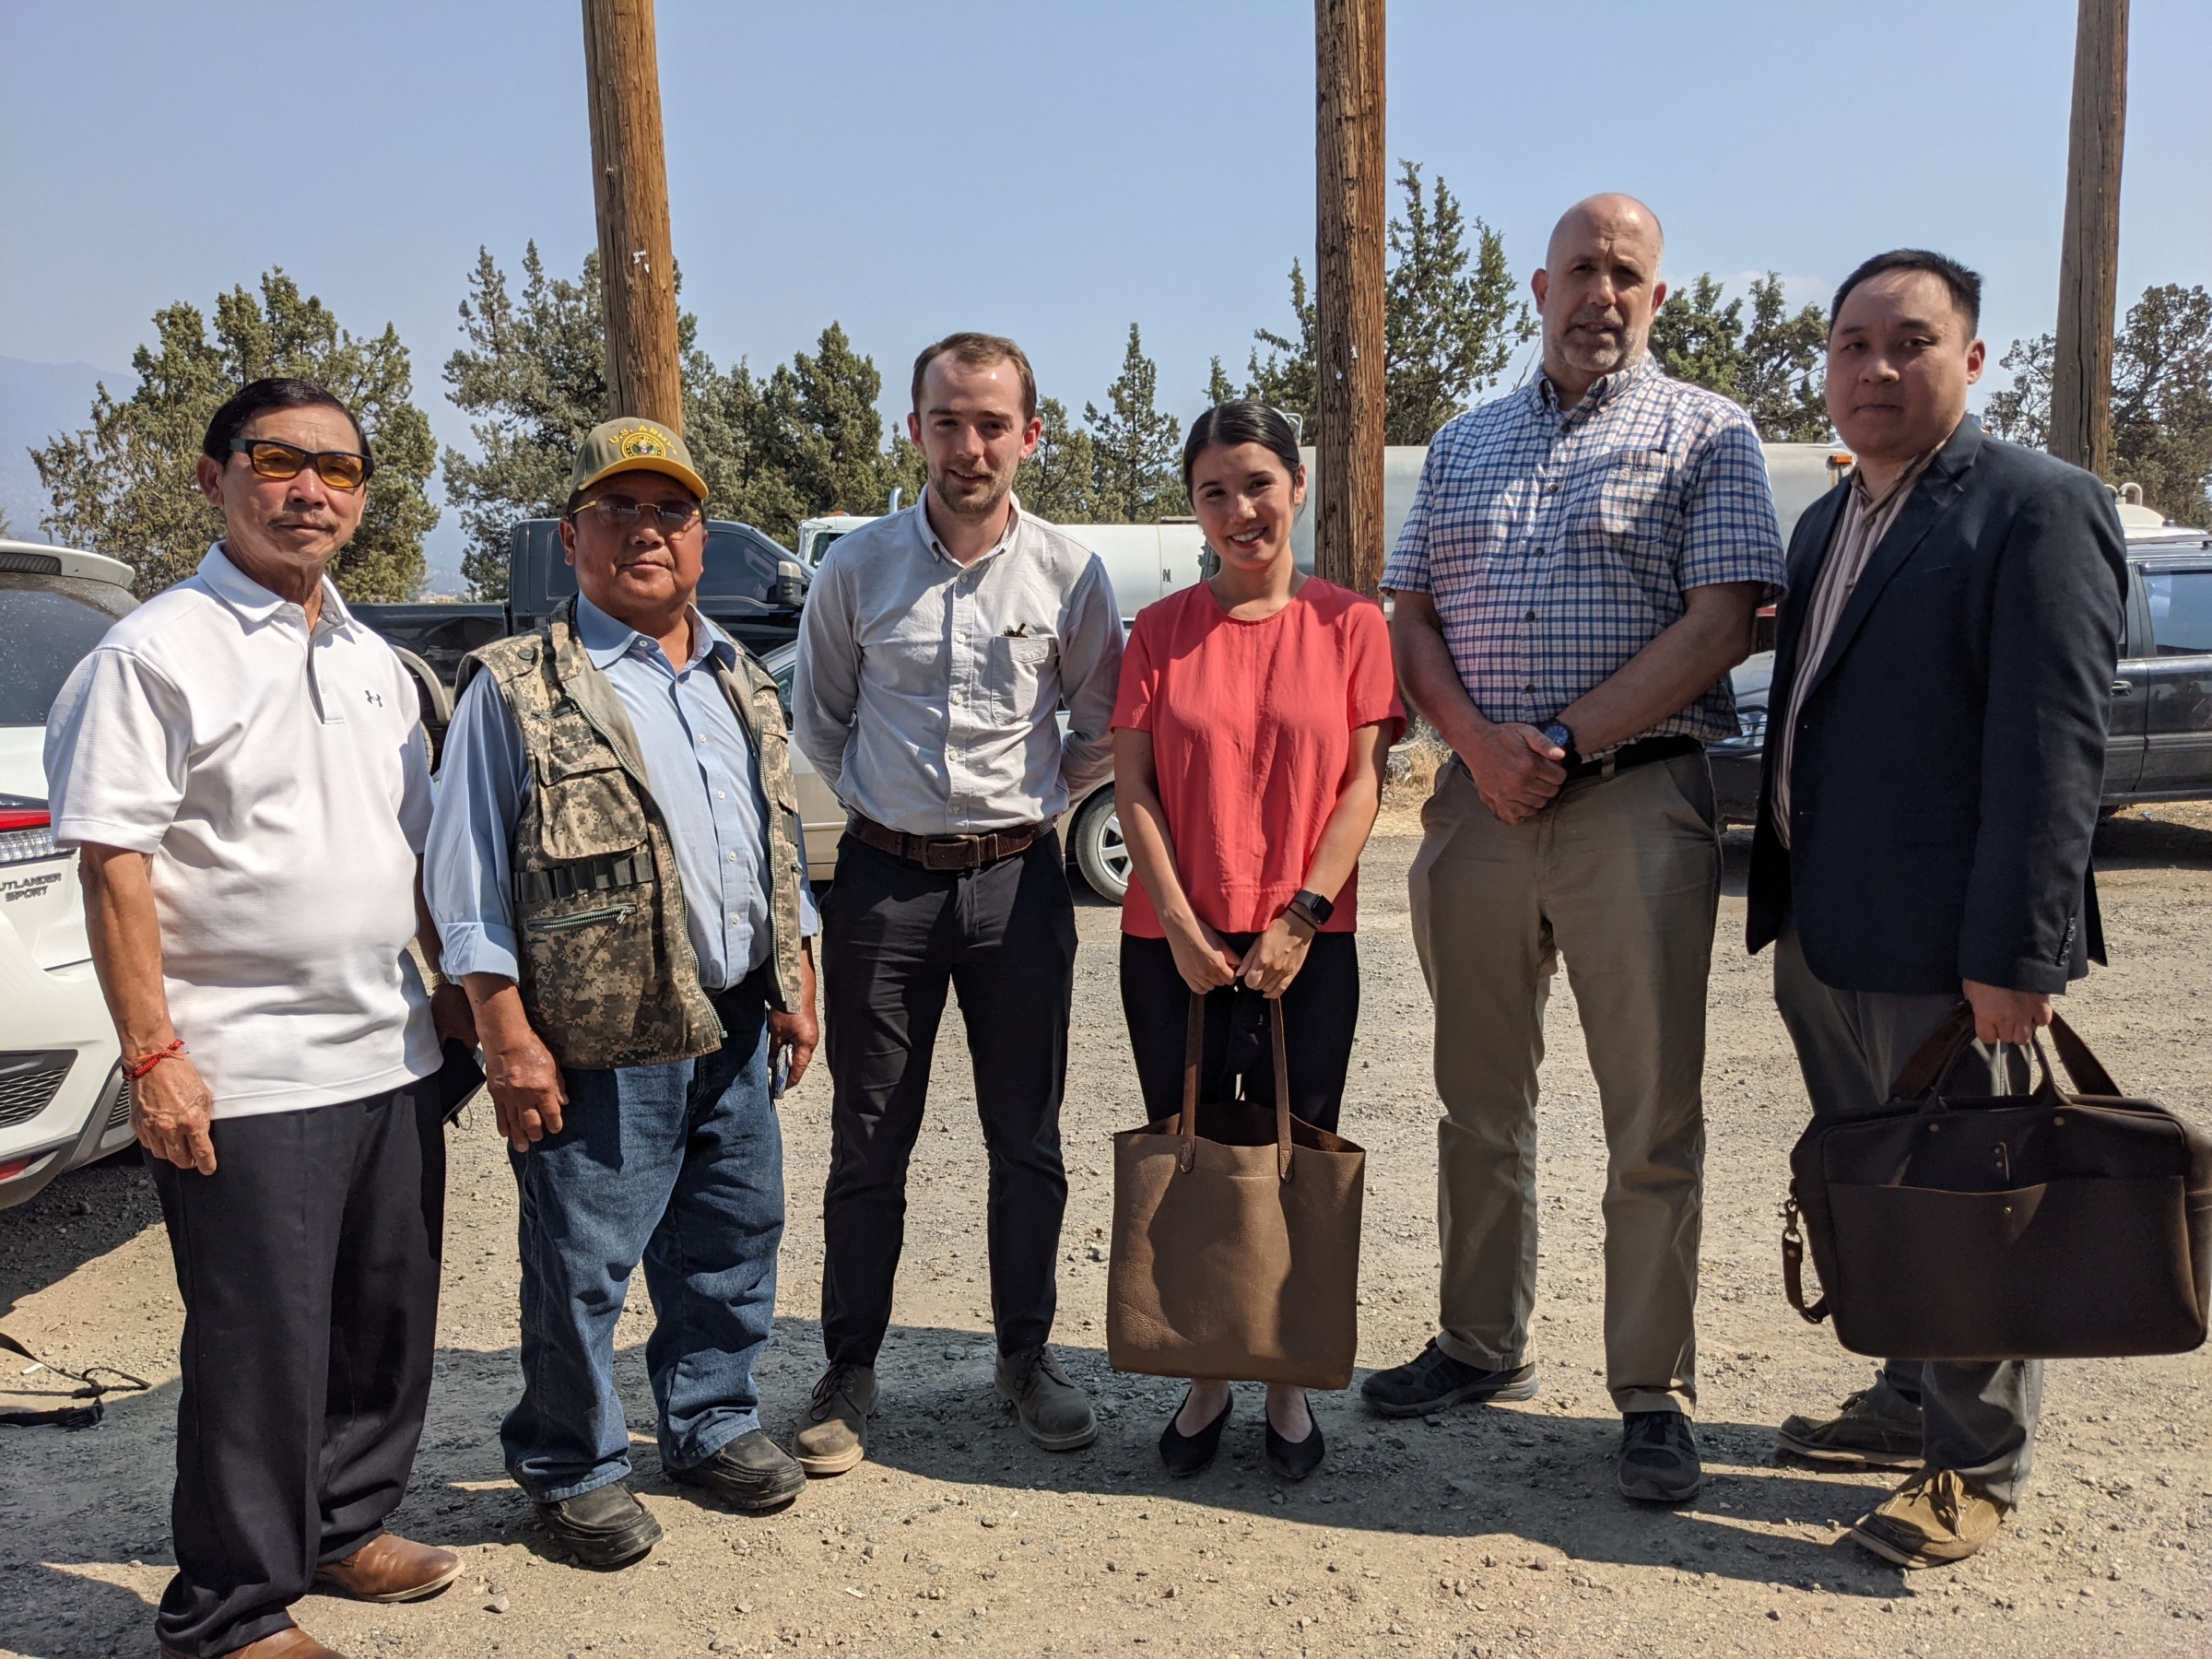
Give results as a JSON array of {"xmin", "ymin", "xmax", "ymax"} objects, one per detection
[{"xmin": 1746, "ymin": 249, "xmax": 2126, "ymax": 1569}]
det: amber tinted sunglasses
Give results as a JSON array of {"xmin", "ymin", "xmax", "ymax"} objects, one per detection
[{"xmin": 228, "ymin": 437, "xmax": 375, "ymax": 491}]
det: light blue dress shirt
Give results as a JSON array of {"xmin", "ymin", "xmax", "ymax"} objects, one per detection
[{"xmin": 427, "ymin": 592, "xmax": 815, "ymax": 994}]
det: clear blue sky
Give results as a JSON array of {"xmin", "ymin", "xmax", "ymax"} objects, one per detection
[{"xmin": 4, "ymin": 0, "xmax": 2207, "ymax": 582}]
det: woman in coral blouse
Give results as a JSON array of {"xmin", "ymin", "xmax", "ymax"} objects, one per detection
[{"xmin": 1111, "ymin": 401, "xmax": 1405, "ymax": 1482}]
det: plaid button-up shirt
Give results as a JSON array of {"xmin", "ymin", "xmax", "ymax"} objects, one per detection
[{"xmin": 1382, "ymin": 352, "xmax": 1788, "ymax": 747}]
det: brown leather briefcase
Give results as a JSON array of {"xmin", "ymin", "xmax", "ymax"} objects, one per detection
[
  {"xmin": 1106, "ymin": 995, "xmax": 1367, "ymax": 1390},
  {"xmin": 1783, "ymin": 1006, "xmax": 2212, "ymax": 1361}
]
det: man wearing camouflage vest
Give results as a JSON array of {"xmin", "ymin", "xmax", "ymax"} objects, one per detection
[{"xmin": 426, "ymin": 418, "xmax": 819, "ymax": 1567}]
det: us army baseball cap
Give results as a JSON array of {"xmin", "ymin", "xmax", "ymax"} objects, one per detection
[{"xmin": 568, "ymin": 417, "xmax": 708, "ymax": 501}]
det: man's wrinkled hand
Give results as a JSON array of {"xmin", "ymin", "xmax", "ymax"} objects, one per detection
[
  {"xmin": 1466, "ymin": 724, "xmax": 1568, "ymax": 825},
  {"xmin": 133, "ymin": 1053, "xmax": 218, "ymax": 1175},
  {"xmin": 1963, "ymin": 979, "xmax": 2053, "ymax": 1047},
  {"xmin": 768, "ymin": 1006, "xmax": 818, "ymax": 1091},
  {"xmin": 429, "ymin": 981, "xmax": 477, "ymax": 1050},
  {"xmin": 483, "ymin": 1027, "xmax": 568, "ymax": 1153}
]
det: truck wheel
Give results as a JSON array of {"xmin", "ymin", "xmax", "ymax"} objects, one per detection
[{"xmin": 1071, "ymin": 787, "xmax": 1130, "ymax": 903}]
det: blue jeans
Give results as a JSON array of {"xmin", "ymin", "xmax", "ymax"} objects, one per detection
[{"xmin": 501, "ymin": 975, "xmax": 783, "ymax": 1502}]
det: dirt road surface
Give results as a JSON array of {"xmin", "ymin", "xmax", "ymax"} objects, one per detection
[{"xmin": 5, "ymin": 807, "xmax": 2208, "ymax": 1659}]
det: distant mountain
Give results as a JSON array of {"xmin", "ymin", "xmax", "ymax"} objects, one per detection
[{"xmin": 0, "ymin": 357, "xmax": 134, "ymax": 540}]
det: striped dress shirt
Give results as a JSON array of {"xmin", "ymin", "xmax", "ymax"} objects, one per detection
[{"xmin": 1771, "ymin": 449, "xmax": 1939, "ymax": 846}]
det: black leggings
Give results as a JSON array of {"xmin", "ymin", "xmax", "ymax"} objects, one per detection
[{"xmin": 1118, "ymin": 931, "xmax": 1359, "ymax": 1135}]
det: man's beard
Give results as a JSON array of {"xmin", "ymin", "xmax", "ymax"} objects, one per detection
[
  {"xmin": 929, "ymin": 457, "xmax": 1016, "ymax": 522},
  {"xmin": 1558, "ymin": 308, "xmax": 1644, "ymax": 374}
]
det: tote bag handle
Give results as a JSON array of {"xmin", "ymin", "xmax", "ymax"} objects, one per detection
[{"xmin": 1176, "ymin": 992, "xmax": 1294, "ymax": 1181}]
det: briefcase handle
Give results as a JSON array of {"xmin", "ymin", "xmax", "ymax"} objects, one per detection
[
  {"xmin": 1888, "ymin": 1005, "xmax": 2122, "ymax": 1103},
  {"xmin": 1178, "ymin": 993, "xmax": 1295, "ymax": 1181}
]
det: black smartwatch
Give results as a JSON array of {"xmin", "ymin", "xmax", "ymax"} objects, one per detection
[
  {"xmin": 1542, "ymin": 721, "xmax": 1580, "ymax": 767},
  {"xmin": 1288, "ymin": 888, "xmax": 1335, "ymax": 930}
]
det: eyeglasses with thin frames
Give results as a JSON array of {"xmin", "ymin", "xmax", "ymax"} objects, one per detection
[{"xmin": 569, "ymin": 496, "xmax": 704, "ymax": 535}]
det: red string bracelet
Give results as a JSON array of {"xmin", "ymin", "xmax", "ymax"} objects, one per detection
[{"xmin": 124, "ymin": 1039, "xmax": 187, "ymax": 1082}]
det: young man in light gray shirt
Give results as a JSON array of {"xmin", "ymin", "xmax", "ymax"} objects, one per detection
[{"xmin": 792, "ymin": 332, "xmax": 1123, "ymax": 1474}]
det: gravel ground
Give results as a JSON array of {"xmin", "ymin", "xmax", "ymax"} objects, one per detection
[{"xmin": 3, "ymin": 803, "xmax": 2209, "ymax": 1659}]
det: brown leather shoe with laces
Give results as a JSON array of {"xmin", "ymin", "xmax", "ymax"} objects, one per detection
[
  {"xmin": 1849, "ymin": 1468, "xmax": 2009, "ymax": 1568},
  {"xmin": 163, "ymin": 1627, "xmax": 349, "ymax": 1658},
  {"xmin": 312, "ymin": 1532, "xmax": 462, "ymax": 1603},
  {"xmin": 794, "ymin": 1361, "xmax": 877, "ymax": 1476}
]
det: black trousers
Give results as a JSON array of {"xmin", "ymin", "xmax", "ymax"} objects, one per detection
[
  {"xmin": 149, "ymin": 1086, "xmax": 444, "ymax": 1657},
  {"xmin": 819, "ymin": 832, "xmax": 1077, "ymax": 1365},
  {"xmin": 1120, "ymin": 931, "xmax": 1359, "ymax": 1134}
]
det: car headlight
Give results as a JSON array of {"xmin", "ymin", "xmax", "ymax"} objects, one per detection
[{"xmin": 0, "ymin": 802, "xmax": 57, "ymax": 865}]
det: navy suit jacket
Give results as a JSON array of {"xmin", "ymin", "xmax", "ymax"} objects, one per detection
[{"xmin": 1746, "ymin": 419, "xmax": 2127, "ymax": 995}]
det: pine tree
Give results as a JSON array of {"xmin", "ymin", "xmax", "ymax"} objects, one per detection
[
  {"xmin": 1383, "ymin": 162, "xmax": 1532, "ymax": 443},
  {"xmin": 1016, "ymin": 397, "xmax": 1105, "ymax": 523},
  {"xmin": 1650, "ymin": 271, "xmax": 1830, "ymax": 441},
  {"xmin": 1085, "ymin": 324, "xmax": 1188, "ymax": 522},
  {"xmin": 33, "ymin": 271, "xmax": 437, "ymax": 599}
]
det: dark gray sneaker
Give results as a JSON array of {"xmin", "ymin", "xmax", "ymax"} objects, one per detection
[
  {"xmin": 535, "ymin": 1481, "xmax": 663, "ymax": 1568},
  {"xmin": 667, "ymin": 1429, "xmax": 806, "ymax": 1513},
  {"xmin": 1777, "ymin": 1389, "xmax": 1924, "ymax": 1469},
  {"xmin": 1359, "ymin": 1340, "xmax": 1537, "ymax": 1418},
  {"xmin": 1618, "ymin": 1410, "xmax": 1701, "ymax": 1503}
]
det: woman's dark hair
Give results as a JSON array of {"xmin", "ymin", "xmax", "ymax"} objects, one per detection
[
  {"xmin": 1181, "ymin": 401, "xmax": 1304, "ymax": 492},
  {"xmin": 201, "ymin": 377, "xmax": 370, "ymax": 465}
]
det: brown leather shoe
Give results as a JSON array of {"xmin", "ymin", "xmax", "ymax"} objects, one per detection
[
  {"xmin": 162, "ymin": 1627, "xmax": 349, "ymax": 1658},
  {"xmin": 312, "ymin": 1532, "xmax": 463, "ymax": 1603}
]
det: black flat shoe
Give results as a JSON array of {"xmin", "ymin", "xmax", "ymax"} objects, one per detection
[
  {"xmin": 1265, "ymin": 1414, "xmax": 1325, "ymax": 1481},
  {"xmin": 1159, "ymin": 1392, "xmax": 1233, "ymax": 1477}
]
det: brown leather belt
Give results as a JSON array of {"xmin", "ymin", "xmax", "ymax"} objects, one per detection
[{"xmin": 847, "ymin": 813, "xmax": 1046, "ymax": 871}]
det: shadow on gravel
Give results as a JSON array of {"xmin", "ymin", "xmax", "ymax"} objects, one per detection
[
  {"xmin": 0, "ymin": 1147, "xmax": 159, "ymax": 1319},
  {"xmin": 6, "ymin": 1326, "xmax": 1912, "ymax": 1654},
  {"xmin": 2092, "ymin": 808, "xmax": 2212, "ymax": 869}
]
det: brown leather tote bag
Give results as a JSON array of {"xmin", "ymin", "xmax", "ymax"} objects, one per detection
[
  {"xmin": 1783, "ymin": 1006, "xmax": 2212, "ymax": 1361},
  {"xmin": 1107, "ymin": 995, "xmax": 1367, "ymax": 1390}
]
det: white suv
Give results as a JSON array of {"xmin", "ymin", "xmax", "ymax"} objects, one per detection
[{"xmin": 0, "ymin": 539, "xmax": 137, "ymax": 1209}]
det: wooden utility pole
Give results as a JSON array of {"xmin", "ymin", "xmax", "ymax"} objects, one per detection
[
  {"xmin": 582, "ymin": 0, "xmax": 684, "ymax": 431},
  {"xmin": 1314, "ymin": 0, "xmax": 1386, "ymax": 596},
  {"xmin": 2050, "ymin": 0, "xmax": 2128, "ymax": 477}
]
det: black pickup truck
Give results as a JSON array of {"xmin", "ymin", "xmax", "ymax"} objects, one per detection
[
  {"xmin": 354, "ymin": 517, "xmax": 806, "ymax": 746},
  {"xmin": 1711, "ymin": 523, "xmax": 2212, "ymax": 824}
]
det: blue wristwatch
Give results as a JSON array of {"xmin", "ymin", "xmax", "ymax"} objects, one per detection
[{"xmin": 1543, "ymin": 721, "xmax": 1580, "ymax": 766}]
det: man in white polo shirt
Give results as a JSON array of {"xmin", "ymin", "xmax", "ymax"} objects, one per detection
[{"xmin": 45, "ymin": 379, "xmax": 474, "ymax": 1659}]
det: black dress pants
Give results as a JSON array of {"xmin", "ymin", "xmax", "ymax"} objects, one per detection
[
  {"xmin": 148, "ymin": 1085, "xmax": 444, "ymax": 1656},
  {"xmin": 819, "ymin": 832, "xmax": 1077, "ymax": 1365},
  {"xmin": 1119, "ymin": 931, "xmax": 1359, "ymax": 1134}
]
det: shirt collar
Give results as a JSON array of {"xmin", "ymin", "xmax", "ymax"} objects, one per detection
[
  {"xmin": 197, "ymin": 543, "xmax": 353, "ymax": 632},
  {"xmin": 573, "ymin": 588, "xmax": 733, "ymax": 676},
  {"xmin": 1531, "ymin": 348, "xmax": 1658, "ymax": 418},
  {"xmin": 1849, "ymin": 439, "xmax": 1946, "ymax": 512},
  {"xmin": 916, "ymin": 488, "xmax": 1024, "ymax": 569}
]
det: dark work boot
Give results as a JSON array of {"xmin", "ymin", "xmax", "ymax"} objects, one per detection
[
  {"xmin": 535, "ymin": 1481, "xmax": 662, "ymax": 1568},
  {"xmin": 667, "ymin": 1429, "xmax": 806, "ymax": 1513}
]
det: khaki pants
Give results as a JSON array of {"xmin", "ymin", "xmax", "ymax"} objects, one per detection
[{"xmin": 1408, "ymin": 752, "xmax": 1720, "ymax": 1415}]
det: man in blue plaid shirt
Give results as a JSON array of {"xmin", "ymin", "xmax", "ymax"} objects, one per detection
[{"xmin": 1365, "ymin": 194, "xmax": 1787, "ymax": 1505}]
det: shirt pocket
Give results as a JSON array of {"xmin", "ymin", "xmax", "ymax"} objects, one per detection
[
  {"xmin": 1571, "ymin": 448, "xmax": 1681, "ymax": 562},
  {"xmin": 987, "ymin": 633, "xmax": 1055, "ymax": 724},
  {"xmin": 533, "ymin": 748, "xmax": 649, "ymax": 862}
]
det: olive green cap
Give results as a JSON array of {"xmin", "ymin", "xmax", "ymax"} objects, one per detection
[{"xmin": 568, "ymin": 417, "xmax": 707, "ymax": 501}]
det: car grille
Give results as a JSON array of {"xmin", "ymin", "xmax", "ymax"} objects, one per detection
[
  {"xmin": 106, "ymin": 1076, "xmax": 134, "ymax": 1131},
  {"xmin": 0, "ymin": 1051, "xmax": 75, "ymax": 1130}
]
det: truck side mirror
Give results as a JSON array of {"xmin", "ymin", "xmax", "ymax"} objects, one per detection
[{"xmin": 772, "ymin": 559, "xmax": 808, "ymax": 609}]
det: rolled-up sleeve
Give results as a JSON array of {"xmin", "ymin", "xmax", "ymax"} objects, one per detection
[
  {"xmin": 1055, "ymin": 554, "xmax": 1124, "ymax": 800},
  {"xmin": 424, "ymin": 672, "xmax": 532, "ymax": 982},
  {"xmin": 45, "ymin": 648, "xmax": 190, "ymax": 853},
  {"xmin": 792, "ymin": 555, "xmax": 859, "ymax": 803}
]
